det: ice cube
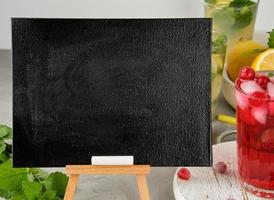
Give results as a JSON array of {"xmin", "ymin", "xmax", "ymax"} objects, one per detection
[
  {"xmin": 236, "ymin": 90, "xmax": 248, "ymax": 109},
  {"xmin": 240, "ymin": 80, "xmax": 264, "ymax": 95},
  {"xmin": 252, "ymin": 107, "xmax": 267, "ymax": 124},
  {"xmin": 267, "ymin": 82, "xmax": 274, "ymax": 99}
]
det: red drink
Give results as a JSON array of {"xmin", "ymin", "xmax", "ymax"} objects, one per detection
[{"xmin": 236, "ymin": 67, "xmax": 274, "ymax": 198}]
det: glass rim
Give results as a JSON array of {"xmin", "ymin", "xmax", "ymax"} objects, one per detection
[
  {"xmin": 235, "ymin": 78, "xmax": 274, "ymax": 102},
  {"xmin": 204, "ymin": 0, "xmax": 260, "ymax": 9}
]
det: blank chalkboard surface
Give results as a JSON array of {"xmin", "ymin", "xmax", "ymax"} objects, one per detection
[{"xmin": 12, "ymin": 18, "xmax": 212, "ymax": 167}]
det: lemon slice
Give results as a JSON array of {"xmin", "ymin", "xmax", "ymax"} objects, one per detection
[{"xmin": 251, "ymin": 49, "xmax": 274, "ymax": 71}]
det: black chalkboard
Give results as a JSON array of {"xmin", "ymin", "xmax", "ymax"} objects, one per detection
[{"xmin": 12, "ymin": 18, "xmax": 212, "ymax": 167}]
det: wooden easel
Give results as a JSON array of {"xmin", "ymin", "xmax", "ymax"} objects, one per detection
[{"xmin": 64, "ymin": 165, "xmax": 151, "ymax": 200}]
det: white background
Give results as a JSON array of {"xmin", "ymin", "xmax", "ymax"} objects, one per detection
[{"xmin": 0, "ymin": 0, "xmax": 274, "ymax": 49}]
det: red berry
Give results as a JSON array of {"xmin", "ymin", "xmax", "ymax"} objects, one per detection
[
  {"xmin": 239, "ymin": 67, "xmax": 255, "ymax": 80},
  {"xmin": 249, "ymin": 91, "xmax": 269, "ymax": 107},
  {"xmin": 256, "ymin": 75, "xmax": 270, "ymax": 89},
  {"xmin": 214, "ymin": 162, "xmax": 227, "ymax": 174},
  {"xmin": 177, "ymin": 168, "xmax": 191, "ymax": 180},
  {"xmin": 261, "ymin": 128, "xmax": 274, "ymax": 152}
]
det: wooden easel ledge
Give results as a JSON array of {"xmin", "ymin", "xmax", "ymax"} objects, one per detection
[{"xmin": 64, "ymin": 165, "xmax": 151, "ymax": 200}]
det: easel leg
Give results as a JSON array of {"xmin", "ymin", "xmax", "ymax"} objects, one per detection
[
  {"xmin": 64, "ymin": 174, "xmax": 79, "ymax": 200},
  {"xmin": 136, "ymin": 175, "xmax": 150, "ymax": 200}
]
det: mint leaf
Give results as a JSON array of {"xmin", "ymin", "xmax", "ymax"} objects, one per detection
[
  {"xmin": 0, "ymin": 189, "xmax": 14, "ymax": 199},
  {"xmin": 43, "ymin": 190, "xmax": 57, "ymax": 200},
  {"xmin": 0, "ymin": 160, "xmax": 28, "ymax": 192},
  {"xmin": 229, "ymin": 0, "xmax": 255, "ymax": 7},
  {"xmin": 0, "ymin": 159, "xmax": 12, "ymax": 168},
  {"xmin": 268, "ymin": 29, "xmax": 274, "ymax": 48},
  {"xmin": 22, "ymin": 180, "xmax": 42, "ymax": 200},
  {"xmin": 212, "ymin": 34, "xmax": 227, "ymax": 54},
  {"xmin": 3, "ymin": 143, "xmax": 12, "ymax": 161},
  {"xmin": 12, "ymin": 192, "xmax": 26, "ymax": 200},
  {"xmin": 214, "ymin": 0, "xmax": 256, "ymax": 30},
  {"xmin": 268, "ymin": 72, "xmax": 274, "ymax": 77},
  {"xmin": 43, "ymin": 172, "xmax": 68, "ymax": 197},
  {"xmin": 233, "ymin": 6, "xmax": 253, "ymax": 29},
  {"xmin": 0, "ymin": 152, "xmax": 9, "ymax": 162},
  {"xmin": 212, "ymin": 34, "xmax": 226, "ymax": 47},
  {"xmin": 29, "ymin": 168, "xmax": 49, "ymax": 181},
  {"xmin": 0, "ymin": 125, "xmax": 12, "ymax": 140},
  {"xmin": 0, "ymin": 140, "xmax": 6, "ymax": 154}
]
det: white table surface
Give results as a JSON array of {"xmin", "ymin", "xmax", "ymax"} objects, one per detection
[{"xmin": 173, "ymin": 141, "xmax": 265, "ymax": 200}]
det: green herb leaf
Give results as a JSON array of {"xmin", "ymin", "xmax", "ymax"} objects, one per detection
[
  {"xmin": 0, "ymin": 160, "xmax": 28, "ymax": 192},
  {"xmin": 212, "ymin": 34, "xmax": 227, "ymax": 55},
  {"xmin": 267, "ymin": 29, "xmax": 274, "ymax": 48},
  {"xmin": 0, "ymin": 159, "xmax": 12, "ymax": 168},
  {"xmin": 43, "ymin": 190, "xmax": 57, "ymax": 200},
  {"xmin": 0, "ymin": 152, "xmax": 9, "ymax": 162},
  {"xmin": 29, "ymin": 168, "xmax": 49, "ymax": 181},
  {"xmin": 232, "ymin": 6, "xmax": 253, "ymax": 29},
  {"xmin": 0, "ymin": 125, "xmax": 12, "ymax": 140},
  {"xmin": 0, "ymin": 140, "xmax": 6, "ymax": 154},
  {"xmin": 22, "ymin": 180, "xmax": 43, "ymax": 200},
  {"xmin": 12, "ymin": 192, "xmax": 26, "ymax": 200},
  {"xmin": 229, "ymin": 0, "xmax": 255, "ymax": 7},
  {"xmin": 43, "ymin": 172, "xmax": 68, "ymax": 197},
  {"xmin": 212, "ymin": 34, "xmax": 226, "ymax": 47},
  {"xmin": 268, "ymin": 72, "xmax": 274, "ymax": 77},
  {"xmin": 213, "ymin": 0, "xmax": 256, "ymax": 31},
  {"xmin": 229, "ymin": 0, "xmax": 255, "ymax": 29},
  {"xmin": 0, "ymin": 189, "xmax": 14, "ymax": 199}
]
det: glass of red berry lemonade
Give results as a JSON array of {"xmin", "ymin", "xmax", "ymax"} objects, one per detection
[{"xmin": 236, "ymin": 67, "xmax": 274, "ymax": 198}]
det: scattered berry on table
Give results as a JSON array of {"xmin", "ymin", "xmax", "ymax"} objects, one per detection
[
  {"xmin": 177, "ymin": 168, "xmax": 191, "ymax": 180},
  {"xmin": 214, "ymin": 162, "xmax": 227, "ymax": 174}
]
